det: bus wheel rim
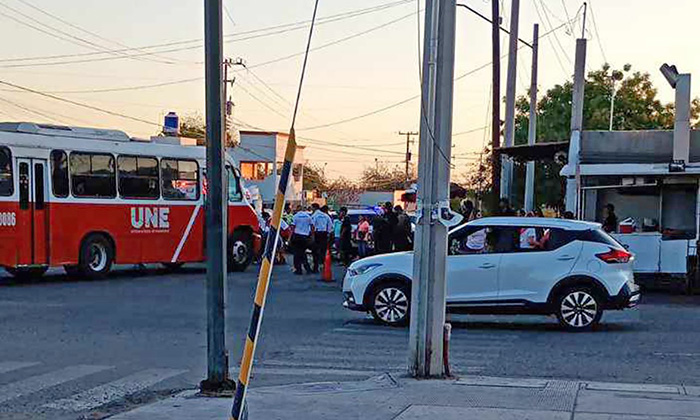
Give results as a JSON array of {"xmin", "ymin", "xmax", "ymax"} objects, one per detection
[
  {"xmin": 88, "ymin": 243, "xmax": 107, "ymax": 272},
  {"xmin": 232, "ymin": 241, "xmax": 248, "ymax": 264}
]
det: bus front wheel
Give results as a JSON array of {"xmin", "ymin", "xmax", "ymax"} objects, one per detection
[
  {"xmin": 78, "ymin": 234, "xmax": 114, "ymax": 279},
  {"xmin": 228, "ymin": 231, "xmax": 253, "ymax": 272}
]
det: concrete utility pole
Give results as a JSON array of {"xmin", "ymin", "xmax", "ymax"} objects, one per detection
[
  {"xmin": 490, "ymin": 0, "xmax": 501, "ymax": 207},
  {"xmin": 399, "ymin": 131, "xmax": 418, "ymax": 182},
  {"xmin": 501, "ymin": 0, "xmax": 520, "ymax": 201},
  {"xmin": 409, "ymin": 0, "xmax": 456, "ymax": 378},
  {"xmin": 200, "ymin": 0, "xmax": 232, "ymax": 393},
  {"xmin": 524, "ymin": 24, "xmax": 538, "ymax": 213},
  {"xmin": 564, "ymin": 38, "xmax": 587, "ymax": 214}
]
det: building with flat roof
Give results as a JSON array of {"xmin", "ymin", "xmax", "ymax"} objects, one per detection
[{"xmin": 227, "ymin": 131, "xmax": 305, "ymax": 207}]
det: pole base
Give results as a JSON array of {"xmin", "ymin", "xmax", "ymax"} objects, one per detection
[{"xmin": 199, "ymin": 378, "xmax": 236, "ymax": 397}]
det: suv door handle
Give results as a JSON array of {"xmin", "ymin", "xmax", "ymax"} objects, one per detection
[
  {"xmin": 557, "ymin": 255, "xmax": 575, "ymax": 261},
  {"xmin": 478, "ymin": 263, "xmax": 495, "ymax": 269}
]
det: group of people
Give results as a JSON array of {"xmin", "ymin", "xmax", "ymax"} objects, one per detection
[
  {"xmin": 335, "ymin": 202, "xmax": 413, "ymax": 266},
  {"xmin": 286, "ymin": 203, "xmax": 334, "ymax": 275}
]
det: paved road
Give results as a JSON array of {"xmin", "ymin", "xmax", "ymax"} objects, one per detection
[{"xmin": 1, "ymin": 262, "xmax": 699, "ymax": 419}]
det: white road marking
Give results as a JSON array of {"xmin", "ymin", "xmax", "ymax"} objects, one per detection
[
  {"xmin": 0, "ymin": 365, "xmax": 111, "ymax": 404},
  {"xmin": 171, "ymin": 203, "xmax": 201, "ymax": 263},
  {"xmin": 44, "ymin": 368, "xmax": 187, "ymax": 411},
  {"xmin": 0, "ymin": 361, "xmax": 39, "ymax": 374}
]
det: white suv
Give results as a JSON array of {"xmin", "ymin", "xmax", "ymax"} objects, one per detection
[{"xmin": 342, "ymin": 217, "xmax": 640, "ymax": 331}]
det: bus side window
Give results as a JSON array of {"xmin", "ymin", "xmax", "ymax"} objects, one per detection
[
  {"xmin": 70, "ymin": 152, "xmax": 116, "ymax": 198},
  {"xmin": 50, "ymin": 150, "xmax": 69, "ymax": 198},
  {"xmin": 118, "ymin": 155, "xmax": 159, "ymax": 199},
  {"xmin": 227, "ymin": 166, "xmax": 242, "ymax": 202},
  {"xmin": 161, "ymin": 159, "xmax": 199, "ymax": 201},
  {"xmin": 0, "ymin": 147, "xmax": 13, "ymax": 197}
]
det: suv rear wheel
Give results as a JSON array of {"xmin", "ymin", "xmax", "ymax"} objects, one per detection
[
  {"xmin": 370, "ymin": 281, "xmax": 410, "ymax": 326},
  {"xmin": 555, "ymin": 286, "xmax": 602, "ymax": 331}
]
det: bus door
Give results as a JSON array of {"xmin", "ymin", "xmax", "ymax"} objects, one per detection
[{"xmin": 16, "ymin": 158, "xmax": 49, "ymax": 266}]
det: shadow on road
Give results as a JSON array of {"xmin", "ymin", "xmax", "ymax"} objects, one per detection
[{"xmin": 0, "ymin": 265, "xmax": 205, "ymax": 287}]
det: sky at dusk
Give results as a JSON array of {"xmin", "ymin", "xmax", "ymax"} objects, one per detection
[{"xmin": 0, "ymin": 0, "xmax": 696, "ymax": 178}]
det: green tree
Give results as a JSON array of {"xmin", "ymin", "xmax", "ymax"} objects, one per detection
[
  {"xmin": 509, "ymin": 63, "xmax": 700, "ymax": 209},
  {"xmin": 303, "ymin": 163, "xmax": 328, "ymax": 191},
  {"xmin": 359, "ymin": 162, "xmax": 414, "ymax": 191}
]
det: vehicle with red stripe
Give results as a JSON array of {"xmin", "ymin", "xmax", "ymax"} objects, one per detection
[{"xmin": 0, "ymin": 122, "xmax": 261, "ymax": 279}]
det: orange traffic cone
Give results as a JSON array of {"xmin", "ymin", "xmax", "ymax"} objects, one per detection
[{"xmin": 322, "ymin": 247, "xmax": 333, "ymax": 282}]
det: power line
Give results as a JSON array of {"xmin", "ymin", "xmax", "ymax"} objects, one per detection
[
  {"xmin": 588, "ymin": 1, "xmax": 608, "ymax": 63},
  {"xmin": 0, "ymin": 79, "xmax": 160, "ymax": 127},
  {"xmin": 538, "ymin": 0, "xmax": 572, "ymax": 64},
  {"xmin": 559, "ymin": 0, "xmax": 575, "ymax": 36},
  {"xmin": 0, "ymin": 0, "xmax": 413, "ymax": 66},
  {"xmin": 532, "ymin": 0, "xmax": 568, "ymax": 75},
  {"xmin": 299, "ymin": 20, "xmax": 572, "ymax": 132},
  {"xmin": 13, "ymin": 0, "xmax": 182, "ymax": 64},
  {"xmin": 0, "ymin": 77, "xmax": 203, "ymax": 94}
]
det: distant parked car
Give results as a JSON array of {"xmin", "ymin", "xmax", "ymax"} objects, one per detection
[{"xmin": 342, "ymin": 217, "xmax": 640, "ymax": 331}]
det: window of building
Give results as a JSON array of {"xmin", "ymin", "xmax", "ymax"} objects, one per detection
[
  {"xmin": 118, "ymin": 156, "xmax": 159, "ymax": 199},
  {"xmin": 240, "ymin": 161, "xmax": 273, "ymax": 181},
  {"xmin": 50, "ymin": 150, "xmax": 69, "ymax": 198},
  {"xmin": 70, "ymin": 152, "xmax": 116, "ymax": 198},
  {"xmin": 0, "ymin": 147, "xmax": 13, "ymax": 196},
  {"xmin": 227, "ymin": 166, "xmax": 243, "ymax": 202},
  {"xmin": 161, "ymin": 159, "xmax": 199, "ymax": 200}
]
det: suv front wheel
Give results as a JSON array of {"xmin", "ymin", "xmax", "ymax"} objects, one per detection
[
  {"xmin": 555, "ymin": 287, "xmax": 602, "ymax": 331},
  {"xmin": 370, "ymin": 281, "xmax": 410, "ymax": 326}
]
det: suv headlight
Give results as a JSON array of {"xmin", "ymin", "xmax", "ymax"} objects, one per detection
[{"xmin": 348, "ymin": 263, "xmax": 382, "ymax": 277}]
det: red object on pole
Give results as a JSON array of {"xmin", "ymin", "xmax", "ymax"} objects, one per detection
[{"xmin": 322, "ymin": 248, "xmax": 333, "ymax": 282}]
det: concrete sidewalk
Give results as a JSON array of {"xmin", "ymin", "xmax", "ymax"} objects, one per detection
[{"xmin": 112, "ymin": 374, "xmax": 700, "ymax": 419}]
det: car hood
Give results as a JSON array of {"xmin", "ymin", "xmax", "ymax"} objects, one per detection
[{"xmin": 349, "ymin": 251, "xmax": 414, "ymax": 269}]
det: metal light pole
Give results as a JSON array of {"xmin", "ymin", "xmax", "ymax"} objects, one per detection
[
  {"xmin": 200, "ymin": 0, "xmax": 233, "ymax": 394},
  {"xmin": 501, "ymin": 0, "xmax": 520, "ymax": 201},
  {"xmin": 409, "ymin": 0, "xmax": 456, "ymax": 378},
  {"xmin": 524, "ymin": 23, "xmax": 538, "ymax": 213}
]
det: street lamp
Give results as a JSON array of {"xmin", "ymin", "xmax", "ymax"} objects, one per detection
[{"xmin": 608, "ymin": 69, "xmax": 624, "ymax": 131}]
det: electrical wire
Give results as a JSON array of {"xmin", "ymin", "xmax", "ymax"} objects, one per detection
[
  {"xmin": 0, "ymin": 79, "xmax": 160, "ymax": 127},
  {"xmin": 532, "ymin": 0, "xmax": 568, "ymax": 75},
  {"xmin": 538, "ymin": 0, "xmax": 572, "ymax": 63},
  {"xmin": 588, "ymin": 1, "xmax": 608, "ymax": 64},
  {"xmin": 0, "ymin": 0, "xmax": 413, "ymax": 66},
  {"xmin": 13, "ymin": 0, "xmax": 183, "ymax": 64}
]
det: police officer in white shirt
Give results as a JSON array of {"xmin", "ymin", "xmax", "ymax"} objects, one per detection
[
  {"xmin": 291, "ymin": 205, "xmax": 313, "ymax": 274},
  {"xmin": 311, "ymin": 203, "xmax": 333, "ymax": 273}
]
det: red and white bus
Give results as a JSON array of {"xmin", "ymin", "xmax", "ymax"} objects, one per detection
[{"xmin": 0, "ymin": 122, "xmax": 262, "ymax": 279}]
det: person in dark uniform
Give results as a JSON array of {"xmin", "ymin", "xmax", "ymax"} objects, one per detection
[
  {"xmin": 602, "ymin": 203, "xmax": 618, "ymax": 233},
  {"xmin": 393, "ymin": 205, "xmax": 412, "ymax": 251},
  {"xmin": 338, "ymin": 207, "xmax": 353, "ymax": 266},
  {"xmin": 373, "ymin": 207, "xmax": 392, "ymax": 254}
]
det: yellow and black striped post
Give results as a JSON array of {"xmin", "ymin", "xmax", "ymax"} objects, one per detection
[{"xmin": 230, "ymin": 129, "xmax": 297, "ymax": 420}]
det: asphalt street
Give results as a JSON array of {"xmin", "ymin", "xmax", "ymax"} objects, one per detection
[{"xmin": 1, "ymin": 261, "xmax": 700, "ymax": 419}]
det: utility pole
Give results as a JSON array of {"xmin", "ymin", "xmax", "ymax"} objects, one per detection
[
  {"xmin": 409, "ymin": 0, "xmax": 456, "ymax": 378},
  {"xmin": 564, "ymin": 38, "xmax": 587, "ymax": 214},
  {"xmin": 524, "ymin": 24, "xmax": 538, "ymax": 212},
  {"xmin": 501, "ymin": 0, "xmax": 520, "ymax": 202},
  {"xmin": 399, "ymin": 131, "xmax": 418, "ymax": 182},
  {"xmin": 490, "ymin": 0, "xmax": 501, "ymax": 208},
  {"xmin": 223, "ymin": 58, "xmax": 244, "ymax": 147},
  {"xmin": 200, "ymin": 0, "xmax": 233, "ymax": 394}
]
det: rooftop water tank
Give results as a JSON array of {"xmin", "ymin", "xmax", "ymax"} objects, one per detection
[{"xmin": 163, "ymin": 111, "xmax": 179, "ymax": 136}]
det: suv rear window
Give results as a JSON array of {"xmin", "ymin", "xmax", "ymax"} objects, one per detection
[{"xmin": 579, "ymin": 229, "xmax": 623, "ymax": 248}]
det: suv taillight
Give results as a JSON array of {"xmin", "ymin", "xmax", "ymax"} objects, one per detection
[{"xmin": 596, "ymin": 248, "xmax": 632, "ymax": 264}]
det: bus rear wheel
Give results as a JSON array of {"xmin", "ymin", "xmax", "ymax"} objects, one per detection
[
  {"xmin": 7, "ymin": 267, "xmax": 47, "ymax": 280},
  {"xmin": 78, "ymin": 234, "xmax": 114, "ymax": 279}
]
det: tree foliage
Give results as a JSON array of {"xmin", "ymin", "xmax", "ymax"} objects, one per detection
[
  {"xmin": 303, "ymin": 163, "xmax": 328, "ymax": 191},
  {"xmin": 505, "ymin": 63, "xmax": 700, "ymax": 208},
  {"xmin": 359, "ymin": 162, "xmax": 415, "ymax": 191}
]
